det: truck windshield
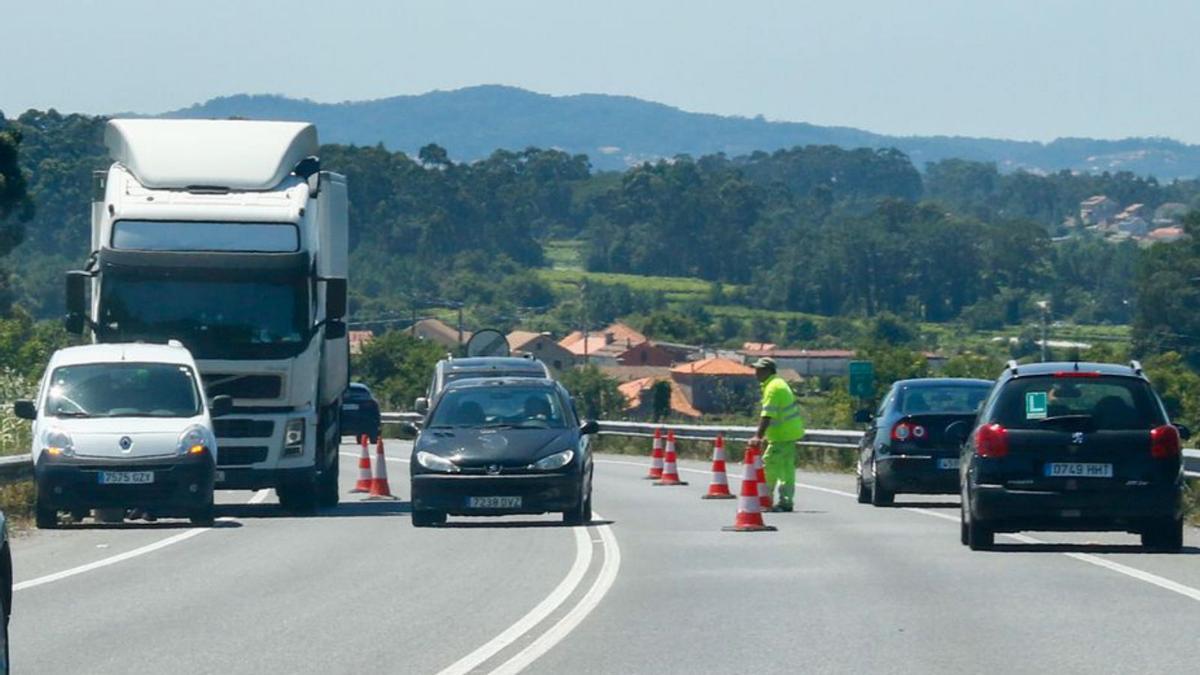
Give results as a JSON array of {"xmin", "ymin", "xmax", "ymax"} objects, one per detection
[
  {"xmin": 98, "ymin": 276, "xmax": 309, "ymax": 360},
  {"xmin": 46, "ymin": 362, "xmax": 201, "ymax": 418},
  {"xmin": 112, "ymin": 220, "xmax": 300, "ymax": 252}
]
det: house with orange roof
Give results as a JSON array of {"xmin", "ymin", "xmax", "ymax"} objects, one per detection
[
  {"xmin": 506, "ymin": 330, "xmax": 575, "ymax": 372},
  {"xmin": 617, "ymin": 376, "xmax": 702, "ymax": 419},
  {"xmin": 669, "ymin": 357, "xmax": 758, "ymax": 415}
]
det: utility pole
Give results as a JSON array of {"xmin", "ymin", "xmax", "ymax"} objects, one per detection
[
  {"xmin": 457, "ymin": 304, "xmax": 464, "ymax": 347},
  {"xmin": 580, "ymin": 280, "xmax": 589, "ymax": 365},
  {"xmin": 1036, "ymin": 300, "xmax": 1050, "ymax": 362}
]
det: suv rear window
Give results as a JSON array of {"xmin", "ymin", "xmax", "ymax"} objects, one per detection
[{"xmin": 993, "ymin": 375, "xmax": 1165, "ymax": 431}]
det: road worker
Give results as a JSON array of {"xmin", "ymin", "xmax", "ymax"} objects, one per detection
[{"xmin": 750, "ymin": 357, "xmax": 806, "ymax": 512}]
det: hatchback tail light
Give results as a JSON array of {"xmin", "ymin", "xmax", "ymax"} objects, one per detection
[
  {"xmin": 975, "ymin": 423, "xmax": 1009, "ymax": 458},
  {"xmin": 1150, "ymin": 425, "xmax": 1181, "ymax": 459}
]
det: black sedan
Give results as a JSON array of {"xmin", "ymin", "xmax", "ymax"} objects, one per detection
[
  {"xmin": 856, "ymin": 378, "xmax": 993, "ymax": 506},
  {"xmin": 409, "ymin": 378, "xmax": 598, "ymax": 527},
  {"xmin": 341, "ymin": 383, "xmax": 381, "ymax": 443}
]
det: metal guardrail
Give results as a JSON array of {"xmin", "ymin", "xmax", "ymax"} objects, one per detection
[{"xmin": 0, "ymin": 454, "xmax": 33, "ymax": 485}]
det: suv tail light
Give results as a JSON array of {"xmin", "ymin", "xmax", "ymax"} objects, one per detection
[
  {"xmin": 1150, "ymin": 425, "xmax": 1181, "ymax": 459},
  {"xmin": 975, "ymin": 423, "xmax": 1009, "ymax": 458}
]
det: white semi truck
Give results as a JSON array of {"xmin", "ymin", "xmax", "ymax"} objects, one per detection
[{"xmin": 64, "ymin": 119, "xmax": 349, "ymax": 510}]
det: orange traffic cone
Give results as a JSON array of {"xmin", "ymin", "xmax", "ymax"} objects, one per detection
[
  {"xmin": 754, "ymin": 445, "xmax": 772, "ymax": 510},
  {"xmin": 367, "ymin": 437, "xmax": 396, "ymax": 499},
  {"xmin": 723, "ymin": 447, "xmax": 777, "ymax": 532},
  {"xmin": 351, "ymin": 435, "xmax": 373, "ymax": 493},
  {"xmin": 701, "ymin": 434, "xmax": 735, "ymax": 500},
  {"xmin": 644, "ymin": 428, "xmax": 665, "ymax": 480},
  {"xmin": 653, "ymin": 430, "xmax": 689, "ymax": 486}
]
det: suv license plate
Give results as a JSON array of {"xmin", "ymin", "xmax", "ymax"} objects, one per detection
[
  {"xmin": 467, "ymin": 496, "xmax": 522, "ymax": 509},
  {"xmin": 1044, "ymin": 463, "xmax": 1112, "ymax": 478},
  {"xmin": 98, "ymin": 471, "xmax": 155, "ymax": 485},
  {"xmin": 936, "ymin": 458, "xmax": 960, "ymax": 470}
]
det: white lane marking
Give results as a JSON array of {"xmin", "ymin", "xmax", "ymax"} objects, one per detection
[
  {"xmin": 490, "ymin": 512, "xmax": 622, "ymax": 675},
  {"xmin": 436, "ymin": 525, "xmax": 593, "ymax": 675},
  {"xmin": 338, "ymin": 451, "xmax": 409, "ymax": 463},
  {"xmin": 14, "ymin": 489, "xmax": 272, "ymax": 592},
  {"xmin": 597, "ymin": 457, "xmax": 1200, "ymax": 605}
]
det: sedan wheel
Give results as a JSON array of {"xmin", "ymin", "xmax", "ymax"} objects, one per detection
[
  {"xmin": 412, "ymin": 510, "xmax": 446, "ymax": 527},
  {"xmin": 855, "ymin": 470, "xmax": 871, "ymax": 504},
  {"xmin": 870, "ymin": 464, "xmax": 893, "ymax": 507}
]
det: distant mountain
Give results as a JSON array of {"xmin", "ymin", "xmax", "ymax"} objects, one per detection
[{"xmin": 158, "ymin": 85, "xmax": 1200, "ymax": 178}]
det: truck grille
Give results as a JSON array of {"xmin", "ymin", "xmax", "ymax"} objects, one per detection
[
  {"xmin": 214, "ymin": 419, "xmax": 275, "ymax": 439},
  {"xmin": 204, "ymin": 374, "xmax": 283, "ymax": 399},
  {"xmin": 217, "ymin": 446, "xmax": 269, "ymax": 466}
]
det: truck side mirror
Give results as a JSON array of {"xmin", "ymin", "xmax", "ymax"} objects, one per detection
[
  {"xmin": 324, "ymin": 320, "xmax": 346, "ymax": 340},
  {"xmin": 325, "ymin": 278, "xmax": 347, "ymax": 320},
  {"xmin": 65, "ymin": 271, "xmax": 88, "ymax": 334},
  {"xmin": 13, "ymin": 400, "xmax": 36, "ymax": 420},
  {"xmin": 209, "ymin": 395, "xmax": 234, "ymax": 418}
]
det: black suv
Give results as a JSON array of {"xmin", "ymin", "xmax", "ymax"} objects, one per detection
[{"xmin": 959, "ymin": 361, "xmax": 1189, "ymax": 551}]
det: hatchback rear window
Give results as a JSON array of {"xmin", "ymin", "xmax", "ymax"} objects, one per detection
[{"xmin": 993, "ymin": 375, "xmax": 1164, "ymax": 430}]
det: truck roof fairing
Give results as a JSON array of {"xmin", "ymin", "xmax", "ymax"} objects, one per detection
[{"xmin": 105, "ymin": 119, "xmax": 318, "ymax": 191}]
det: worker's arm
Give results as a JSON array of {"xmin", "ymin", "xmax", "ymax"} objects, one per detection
[{"xmin": 751, "ymin": 414, "xmax": 770, "ymax": 447}]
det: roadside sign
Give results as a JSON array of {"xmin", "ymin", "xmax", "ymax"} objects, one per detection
[
  {"xmin": 849, "ymin": 361, "xmax": 875, "ymax": 399},
  {"xmin": 466, "ymin": 329, "xmax": 510, "ymax": 357}
]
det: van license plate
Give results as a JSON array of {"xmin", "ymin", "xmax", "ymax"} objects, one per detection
[
  {"xmin": 1045, "ymin": 463, "xmax": 1112, "ymax": 478},
  {"xmin": 936, "ymin": 458, "xmax": 960, "ymax": 470},
  {"xmin": 99, "ymin": 471, "xmax": 155, "ymax": 485},
  {"xmin": 467, "ymin": 496, "xmax": 522, "ymax": 509}
]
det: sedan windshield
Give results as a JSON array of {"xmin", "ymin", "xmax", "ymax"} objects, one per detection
[
  {"xmin": 430, "ymin": 387, "xmax": 566, "ymax": 429},
  {"xmin": 46, "ymin": 362, "xmax": 202, "ymax": 418}
]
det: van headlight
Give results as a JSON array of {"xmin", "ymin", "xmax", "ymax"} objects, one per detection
[
  {"xmin": 416, "ymin": 451, "xmax": 460, "ymax": 473},
  {"xmin": 178, "ymin": 426, "xmax": 210, "ymax": 456},
  {"xmin": 531, "ymin": 449, "xmax": 574, "ymax": 471},
  {"xmin": 44, "ymin": 429, "xmax": 74, "ymax": 458},
  {"xmin": 283, "ymin": 418, "xmax": 305, "ymax": 456}
]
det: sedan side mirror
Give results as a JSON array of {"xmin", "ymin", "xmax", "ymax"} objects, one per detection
[
  {"xmin": 13, "ymin": 400, "xmax": 36, "ymax": 420},
  {"xmin": 853, "ymin": 409, "xmax": 873, "ymax": 424},
  {"xmin": 398, "ymin": 422, "xmax": 419, "ymax": 439},
  {"xmin": 580, "ymin": 420, "xmax": 600, "ymax": 435},
  {"xmin": 944, "ymin": 420, "xmax": 971, "ymax": 446},
  {"xmin": 414, "ymin": 397, "xmax": 429, "ymax": 415},
  {"xmin": 1176, "ymin": 423, "xmax": 1191, "ymax": 441},
  {"xmin": 209, "ymin": 395, "xmax": 234, "ymax": 418}
]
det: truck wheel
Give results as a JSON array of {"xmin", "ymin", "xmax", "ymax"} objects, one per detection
[
  {"xmin": 317, "ymin": 453, "xmax": 340, "ymax": 508},
  {"xmin": 35, "ymin": 497, "xmax": 58, "ymax": 530},
  {"xmin": 277, "ymin": 475, "xmax": 318, "ymax": 513}
]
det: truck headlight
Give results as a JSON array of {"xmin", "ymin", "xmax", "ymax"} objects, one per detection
[
  {"xmin": 416, "ymin": 451, "xmax": 460, "ymax": 473},
  {"xmin": 531, "ymin": 449, "xmax": 574, "ymax": 471},
  {"xmin": 44, "ymin": 429, "xmax": 74, "ymax": 458},
  {"xmin": 178, "ymin": 426, "xmax": 210, "ymax": 456},
  {"xmin": 283, "ymin": 418, "xmax": 305, "ymax": 456}
]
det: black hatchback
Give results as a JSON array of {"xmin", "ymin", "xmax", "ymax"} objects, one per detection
[
  {"xmin": 856, "ymin": 378, "xmax": 993, "ymax": 506},
  {"xmin": 409, "ymin": 378, "xmax": 598, "ymax": 527},
  {"xmin": 959, "ymin": 361, "xmax": 1189, "ymax": 551}
]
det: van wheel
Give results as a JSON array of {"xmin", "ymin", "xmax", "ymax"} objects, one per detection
[
  {"xmin": 35, "ymin": 497, "xmax": 58, "ymax": 529},
  {"xmin": 1141, "ymin": 518, "xmax": 1183, "ymax": 552},
  {"xmin": 190, "ymin": 503, "xmax": 216, "ymax": 527}
]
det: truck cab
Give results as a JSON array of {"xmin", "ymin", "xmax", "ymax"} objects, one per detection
[{"xmin": 65, "ymin": 119, "xmax": 349, "ymax": 511}]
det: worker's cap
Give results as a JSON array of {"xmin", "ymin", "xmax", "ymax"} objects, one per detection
[{"xmin": 752, "ymin": 357, "xmax": 776, "ymax": 370}]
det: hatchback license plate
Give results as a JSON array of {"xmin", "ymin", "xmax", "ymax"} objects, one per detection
[
  {"xmin": 467, "ymin": 496, "xmax": 522, "ymax": 509},
  {"xmin": 936, "ymin": 458, "xmax": 960, "ymax": 470},
  {"xmin": 1045, "ymin": 463, "xmax": 1112, "ymax": 478},
  {"xmin": 98, "ymin": 471, "xmax": 155, "ymax": 485}
]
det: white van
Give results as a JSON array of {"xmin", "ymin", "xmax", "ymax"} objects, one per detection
[{"xmin": 15, "ymin": 342, "xmax": 231, "ymax": 528}]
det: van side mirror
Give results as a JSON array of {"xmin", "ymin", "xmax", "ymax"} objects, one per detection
[
  {"xmin": 1176, "ymin": 424, "xmax": 1191, "ymax": 441},
  {"xmin": 13, "ymin": 400, "xmax": 36, "ymax": 420},
  {"xmin": 944, "ymin": 420, "xmax": 971, "ymax": 445},
  {"xmin": 325, "ymin": 278, "xmax": 347, "ymax": 320},
  {"xmin": 209, "ymin": 395, "xmax": 234, "ymax": 418},
  {"xmin": 580, "ymin": 420, "xmax": 600, "ymax": 435},
  {"xmin": 65, "ymin": 271, "xmax": 89, "ymax": 334},
  {"xmin": 414, "ymin": 397, "xmax": 429, "ymax": 415},
  {"xmin": 853, "ymin": 409, "xmax": 873, "ymax": 424},
  {"xmin": 324, "ymin": 320, "xmax": 346, "ymax": 340}
]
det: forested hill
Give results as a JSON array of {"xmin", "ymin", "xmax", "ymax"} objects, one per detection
[{"xmin": 156, "ymin": 85, "xmax": 1200, "ymax": 178}]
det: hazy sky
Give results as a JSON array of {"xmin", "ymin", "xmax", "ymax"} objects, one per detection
[{"xmin": 3, "ymin": 0, "xmax": 1198, "ymax": 142}]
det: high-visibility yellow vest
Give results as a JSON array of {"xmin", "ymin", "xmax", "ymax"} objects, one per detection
[{"xmin": 760, "ymin": 374, "xmax": 806, "ymax": 442}]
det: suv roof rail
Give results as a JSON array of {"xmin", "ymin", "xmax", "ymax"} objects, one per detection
[
  {"xmin": 1005, "ymin": 359, "xmax": 1020, "ymax": 375},
  {"xmin": 1129, "ymin": 359, "xmax": 1144, "ymax": 375}
]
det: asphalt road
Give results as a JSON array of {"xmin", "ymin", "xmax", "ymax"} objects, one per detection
[{"xmin": 8, "ymin": 440, "xmax": 1200, "ymax": 674}]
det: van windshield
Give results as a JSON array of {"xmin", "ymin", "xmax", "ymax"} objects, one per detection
[{"xmin": 46, "ymin": 363, "xmax": 202, "ymax": 418}]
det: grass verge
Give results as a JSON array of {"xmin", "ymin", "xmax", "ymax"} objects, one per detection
[{"xmin": 0, "ymin": 480, "xmax": 35, "ymax": 531}]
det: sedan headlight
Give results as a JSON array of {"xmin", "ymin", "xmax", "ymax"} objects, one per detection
[
  {"xmin": 531, "ymin": 449, "xmax": 574, "ymax": 471},
  {"xmin": 178, "ymin": 425, "xmax": 210, "ymax": 456},
  {"xmin": 44, "ymin": 429, "xmax": 74, "ymax": 458},
  {"xmin": 416, "ymin": 451, "xmax": 460, "ymax": 473},
  {"xmin": 283, "ymin": 418, "xmax": 305, "ymax": 456}
]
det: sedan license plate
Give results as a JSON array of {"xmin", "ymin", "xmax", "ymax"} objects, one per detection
[
  {"xmin": 467, "ymin": 496, "xmax": 522, "ymax": 509},
  {"xmin": 936, "ymin": 458, "xmax": 960, "ymax": 470},
  {"xmin": 98, "ymin": 471, "xmax": 155, "ymax": 485},
  {"xmin": 341, "ymin": 403, "xmax": 360, "ymax": 410},
  {"xmin": 1044, "ymin": 463, "xmax": 1112, "ymax": 478}
]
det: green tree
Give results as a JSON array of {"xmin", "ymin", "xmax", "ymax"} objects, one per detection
[
  {"xmin": 352, "ymin": 331, "xmax": 444, "ymax": 410},
  {"xmin": 559, "ymin": 364, "xmax": 624, "ymax": 420}
]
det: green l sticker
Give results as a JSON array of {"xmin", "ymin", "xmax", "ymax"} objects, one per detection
[{"xmin": 1026, "ymin": 391, "xmax": 1048, "ymax": 419}]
